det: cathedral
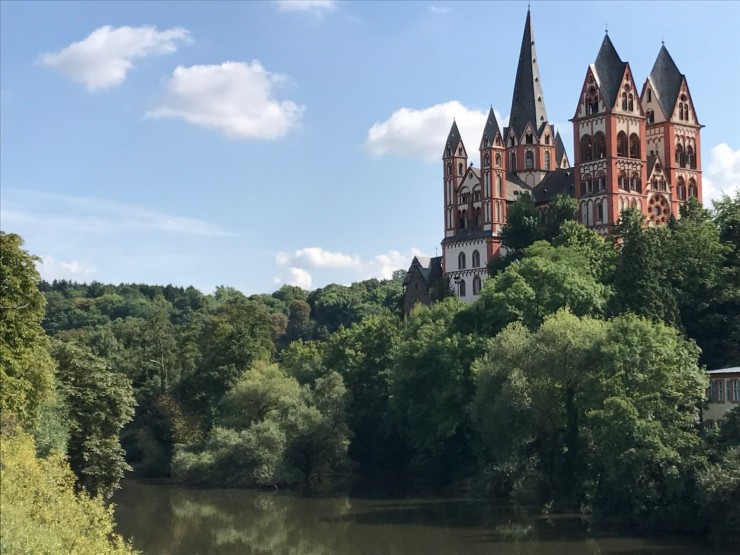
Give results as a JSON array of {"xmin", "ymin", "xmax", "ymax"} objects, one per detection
[{"xmin": 403, "ymin": 8, "xmax": 702, "ymax": 307}]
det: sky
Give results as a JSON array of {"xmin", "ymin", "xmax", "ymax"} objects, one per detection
[{"xmin": 2, "ymin": 0, "xmax": 739, "ymax": 294}]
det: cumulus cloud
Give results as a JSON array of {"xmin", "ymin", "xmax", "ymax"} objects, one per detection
[
  {"xmin": 366, "ymin": 101, "xmax": 506, "ymax": 162},
  {"xmin": 147, "ymin": 61, "xmax": 304, "ymax": 139},
  {"xmin": 38, "ymin": 25, "xmax": 191, "ymax": 91},
  {"xmin": 37, "ymin": 255, "xmax": 96, "ymax": 282},
  {"xmin": 275, "ymin": 0, "xmax": 336, "ymax": 14},
  {"xmin": 703, "ymin": 143, "xmax": 740, "ymax": 204},
  {"xmin": 274, "ymin": 246, "xmax": 424, "ymax": 289}
]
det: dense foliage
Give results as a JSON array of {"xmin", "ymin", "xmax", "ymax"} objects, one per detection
[{"xmin": 2, "ymin": 192, "xmax": 739, "ymax": 546}]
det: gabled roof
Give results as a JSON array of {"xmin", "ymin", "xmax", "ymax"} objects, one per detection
[
  {"xmin": 533, "ymin": 168, "xmax": 575, "ymax": 204},
  {"xmin": 593, "ymin": 34, "xmax": 627, "ymax": 110},
  {"xmin": 554, "ymin": 131, "xmax": 568, "ymax": 165},
  {"xmin": 480, "ymin": 107, "xmax": 502, "ymax": 146},
  {"xmin": 443, "ymin": 120, "xmax": 463, "ymax": 156},
  {"xmin": 508, "ymin": 9, "xmax": 549, "ymax": 138},
  {"xmin": 403, "ymin": 256, "xmax": 442, "ymax": 286},
  {"xmin": 648, "ymin": 45, "xmax": 684, "ymax": 119},
  {"xmin": 505, "ymin": 172, "xmax": 532, "ymax": 202}
]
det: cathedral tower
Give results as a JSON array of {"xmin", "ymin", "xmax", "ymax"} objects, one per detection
[
  {"xmin": 505, "ymin": 8, "xmax": 556, "ymax": 187},
  {"xmin": 571, "ymin": 34, "xmax": 646, "ymax": 231},
  {"xmin": 641, "ymin": 45, "xmax": 702, "ymax": 224}
]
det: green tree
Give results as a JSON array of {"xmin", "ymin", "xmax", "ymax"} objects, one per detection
[
  {"xmin": 500, "ymin": 192, "xmax": 542, "ymax": 251},
  {"xmin": 0, "ymin": 232, "xmax": 55, "ymax": 429},
  {"xmin": 52, "ymin": 341, "xmax": 136, "ymax": 498},
  {"xmin": 542, "ymin": 194, "xmax": 578, "ymax": 240}
]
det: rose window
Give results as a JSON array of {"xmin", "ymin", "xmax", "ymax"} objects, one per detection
[{"xmin": 648, "ymin": 194, "xmax": 670, "ymax": 225}]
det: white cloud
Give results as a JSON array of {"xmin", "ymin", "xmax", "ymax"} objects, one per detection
[
  {"xmin": 366, "ymin": 101, "xmax": 507, "ymax": 162},
  {"xmin": 1, "ymin": 190, "xmax": 233, "ymax": 238},
  {"xmin": 274, "ymin": 246, "xmax": 425, "ymax": 289},
  {"xmin": 429, "ymin": 5, "xmax": 451, "ymax": 14},
  {"xmin": 38, "ymin": 25, "xmax": 191, "ymax": 91},
  {"xmin": 276, "ymin": 247, "xmax": 359, "ymax": 269},
  {"xmin": 147, "ymin": 61, "xmax": 304, "ymax": 139},
  {"xmin": 37, "ymin": 255, "xmax": 96, "ymax": 282},
  {"xmin": 703, "ymin": 144, "xmax": 740, "ymax": 204},
  {"xmin": 275, "ymin": 0, "xmax": 336, "ymax": 14}
]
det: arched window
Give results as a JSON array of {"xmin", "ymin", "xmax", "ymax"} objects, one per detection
[
  {"xmin": 618, "ymin": 170, "xmax": 627, "ymax": 189},
  {"xmin": 683, "ymin": 103, "xmax": 690, "ymax": 121},
  {"xmin": 581, "ymin": 134, "xmax": 593, "ymax": 161},
  {"xmin": 496, "ymin": 201, "xmax": 502, "ymax": 222},
  {"xmin": 630, "ymin": 172, "xmax": 640, "ymax": 192},
  {"xmin": 687, "ymin": 145, "xmax": 695, "ymax": 169},
  {"xmin": 594, "ymin": 132, "xmax": 606, "ymax": 159},
  {"xmin": 472, "ymin": 250, "xmax": 480, "ymax": 268},
  {"xmin": 458, "ymin": 162, "xmax": 464, "ymax": 175},
  {"xmin": 495, "ymin": 153, "xmax": 501, "ymax": 167},
  {"xmin": 459, "ymin": 278, "xmax": 467, "ymax": 297},
  {"xmin": 582, "ymin": 173, "xmax": 593, "ymax": 194},
  {"xmin": 544, "ymin": 150, "xmax": 551, "ymax": 170},
  {"xmin": 484, "ymin": 152, "xmax": 490, "ymax": 167},
  {"xmin": 628, "ymin": 93, "xmax": 634, "ymax": 111},
  {"xmin": 647, "ymin": 89, "xmax": 652, "ymax": 102},
  {"xmin": 509, "ymin": 135, "xmax": 516, "ymax": 147},
  {"xmin": 587, "ymin": 200, "xmax": 594, "ymax": 226},
  {"xmin": 545, "ymin": 134, "xmax": 551, "ymax": 145},
  {"xmin": 629, "ymin": 133, "xmax": 640, "ymax": 158},
  {"xmin": 676, "ymin": 143, "xmax": 684, "ymax": 166},
  {"xmin": 622, "ymin": 92, "xmax": 628, "ymax": 110},
  {"xmin": 631, "ymin": 199, "xmax": 638, "ymax": 209},
  {"xmin": 526, "ymin": 133, "xmax": 534, "ymax": 145},
  {"xmin": 679, "ymin": 104, "xmax": 684, "ymax": 120},
  {"xmin": 586, "ymin": 86, "xmax": 599, "ymax": 114},
  {"xmin": 688, "ymin": 178, "xmax": 698, "ymax": 198},
  {"xmin": 596, "ymin": 170, "xmax": 606, "ymax": 191},
  {"xmin": 525, "ymin": 151, "xmax": 534, "ymax": 170},
  {"xmin": 458, "ymin": 252, "xmax": 466, "ymax": 269},
  {"xmin": 474, "ymin": 207, "xmax": 481, "ymax": 227},
  {"xmin": 446, "ymin": 162, "xmax": 452, "ymax": 176},
  {"xmin": 646, "ymin": 109, "xmax": 655, "ymax": 124},
  {"xmin": 458, "ymin": 187, "xmax": 470, "ymax": 204},
  {"xmin": 617, "ymin": 132, "xmax": 628, "ymax": 157},
  {"xmin": 677, "ymin": 177, "xmax": 686, "ymax": 200},
  {"xmin": 510, "ymin": 152, "xmax": 516, "ymax": 171},
  {"xmin": 581, "ymin": 202, "xmax": 588, "ymax": 225},
  {"xmin": 473, "ymin": 276, "xmax": 482, "ymax": 295},
  {"xmin": 596, "ymin": 201, "xmax": 604, "ymax": 223},
  {"xmin": 472, "ymin": 186, "xmax": 481, "ymax": 202}
]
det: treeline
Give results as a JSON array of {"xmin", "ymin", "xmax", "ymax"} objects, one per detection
[{"xmin": 2, "ymin": 193, "xmax": 739, "ymax": 549}]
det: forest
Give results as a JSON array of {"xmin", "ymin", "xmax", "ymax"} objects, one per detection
[{"xmin": 1, "ymin": 193, "xmax": 739, "ymax": 553}]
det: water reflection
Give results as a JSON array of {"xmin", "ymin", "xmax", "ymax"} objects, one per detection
[{"xmin": 114, "ymin": 481, "xmax": 727, "ymax": 555}]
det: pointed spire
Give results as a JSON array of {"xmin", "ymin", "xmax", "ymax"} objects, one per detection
[
  {"xmin": 508, "ymin": 9, "xmax": 548, "ymax": 139},
  {"xmin": 649, "ymin": 44, "xmax": 684, "ymax": 118},
  {"xmin": 554, "ymin": 131, "xmax": 567, "ymax": 166},
  {"xmin": 593, "ymin": 34, "xmax": 627, "ymax": 109},
  {"xmin": 481, "ymin": 107, "xmax": 502, "ymax": 146},
  {"xmin": 444, "ymin": 120, "xmax": 463, "ymax": 156}
]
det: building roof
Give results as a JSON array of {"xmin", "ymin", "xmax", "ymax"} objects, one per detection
[
  {"xmin": 481, "ymin": 107, "xmax": 502, "ymax": 146},
  {"xmin": 444, "ymin": 120, "xmax": 463, "ymax": 157},
  {"xmin": 532, "ymin": 168, "xmax": 575, "ymax": 204},
  {"xmin": 708, "ymin": 367, "xmax": 740, "ymax": 375},
  {"xmin": 403, "ymin": 255, "xmax": 442, "ymax": 286},
  {"xmin": 441, "ymin": 228, "xmax": 492, "ymax": 246},
  {"xmin": 648, "ymin": 45, "xmax": 684, "ymax": 119},
  {"xmin": 505, "ymin": 172, "xmax": 533, "ymax": 201},
  {"xmin": 593, "ymin": 34, "xmax": 627, "ymax": 110},
  {"xmin": 508, "ymin": 9, "xmax": 549, "ymax": 139},
  {"xmin": 554, "ymin": 131, "xmax": 568, "ymax": 166}
]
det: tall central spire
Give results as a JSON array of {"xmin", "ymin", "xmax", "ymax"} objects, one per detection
[{"xmin": 508, "ymin": 9, "xmax": 548, "ymax": 138}]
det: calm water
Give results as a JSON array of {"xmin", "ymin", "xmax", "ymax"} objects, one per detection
[{"xmin": 114, "ymin": 480, "xmax": 729, "ymax": 555}]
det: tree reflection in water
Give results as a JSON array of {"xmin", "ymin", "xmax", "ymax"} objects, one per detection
[{"xmin": 114, "ymin": 481, "xmax": 728, "ymax": 555}]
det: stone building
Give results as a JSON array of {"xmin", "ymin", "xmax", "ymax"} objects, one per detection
[{"xmin": 432, "ymin": 8, "xmax": 703, "ymax": 303}]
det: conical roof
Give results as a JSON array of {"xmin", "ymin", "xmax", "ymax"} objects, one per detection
[
  {"xmin": 593, "ymin": 34, "xmax": 627, "ymax": 110},
  {"xmin": 443, "ymin": 120, "xmax": 463, "ymax": 156},
  {"xmin": 648, "ymin": 45, "xmax": 684, "ymax": 119},
  {"xmin": 481, "ymin": 107, "xmax": 502, "ymax": 146},
  {"xmin": 508, "ymin": 10, "xmax": 548, "ymax": 138}
]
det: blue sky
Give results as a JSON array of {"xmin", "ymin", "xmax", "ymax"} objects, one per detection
[{"xmin": 2, "ymin": 0, "xmax": 739, "ymax": 294}]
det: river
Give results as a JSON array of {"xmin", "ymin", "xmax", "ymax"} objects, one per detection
[{"xmin": 114, "ymin": 480, "xmax": 730, "ymax": 555}]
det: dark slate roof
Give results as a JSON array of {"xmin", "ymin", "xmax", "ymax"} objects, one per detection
[
  {"xmin": 532, "ymin": 168, "xmax": 575, "ymax": 204},
  {"xmin": 403, "ymin": 256, "xmax": 442, "ymax": 286},
  {"xmin": 649, "ymin": 45, "xmax": 684, "ymax": 119},
  {"xmin": 505, "ymin": 172, "xmax": 532, "ymax": 201},
  {"xmin": 647, "ymin": 153, "xmax": 657, "ymax": 177},
  {"xmin": 443, "ymin": 120, "xmax": 463, "ymax": 156},
  {"xmin": 441, "ymin": 228, "xmax": 493, "ymax": 246},
  {"xmin": 508, "ymin": 10, "xmax": 548, "ymax": 138},
  {"xmin": 480, "ymin": 107, "xmax": 502, "ymax": 146},
  {"xmin": 554, "ymin": 131, "xmax": 568, "ymax": 166},
  {"xmin": 593, "ymin": 34, "xmax": 627, "ymax": 110}
]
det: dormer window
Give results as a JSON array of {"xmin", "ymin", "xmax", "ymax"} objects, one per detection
[
  {"xmin": 526, "ymin": 133, "xmax": 534, "ymax": 145},
  {"xmin": 545, "ymin": 134, "xmax": 550, "ymax": 145}
]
